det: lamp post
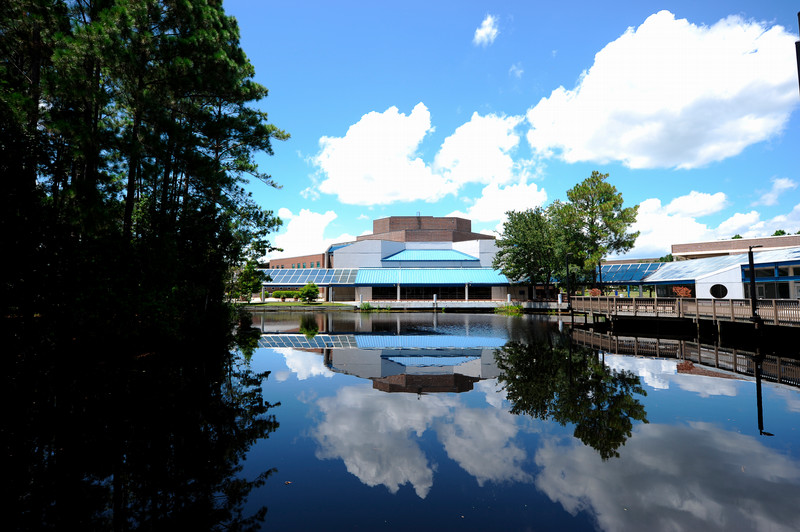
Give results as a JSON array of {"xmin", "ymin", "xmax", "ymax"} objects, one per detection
[
  {"xmin": 748, "ymin": 244, "xmax": 763, "ymax": 324},
  {"xmin": 565, "ymin": 252, "xmax": 573, "ymax": 312},
  {"xmin": 795, "ymin": 11, "xmax": 800, "ymax": 96}
]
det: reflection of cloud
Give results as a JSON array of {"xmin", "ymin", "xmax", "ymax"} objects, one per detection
[
  {"xmin": 773, "ymin": 387, "xmax": 800, "ymax": 413},
  {"xmin": 604, "ymin": 355, "xmax": 739, "ymax": 397},
  {"xmin": 274, "ymin": 348, "xmax": 333, "ymax": 380},
  {"xmin": 273, "ymin": 370, "xmax": 291, "ymax": 382},
  {"xmin": 313, "ymin": 386, "xmax": 453, "ymax": 498},
  {"xmin": 436, "ymin": 408, "xmax": 530, "ymax": 486},
  {"xmin": 535, "ymin": 423, "xmax": 800, "ymax": 532},
  {"xmin": 312, "ymin": 384, "xmax": 528, "ymax": 497},
  {"xmin": 475, "ymin": 378, "xmax": 507, "ymax": 408}
]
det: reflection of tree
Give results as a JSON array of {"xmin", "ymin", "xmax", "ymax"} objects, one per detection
[
  {"xmin": 496, "ymin": 336, "xmax": 648, "ymax": 460},
  {"xmin": 6, "ymin": 334, "xmax": 279, "ymax": 530},
  {"xmin": 299, "ymin": 314, "xmax": 320, "ymax": 339}
]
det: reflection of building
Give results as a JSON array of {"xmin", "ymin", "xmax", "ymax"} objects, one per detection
[
  {"xmin": 257, "ymin": 333, "xmax": 504, "ymax": 393},
  {"xmin": 262, "ymin": 216, "xmax": 526, "ymax": 303}
]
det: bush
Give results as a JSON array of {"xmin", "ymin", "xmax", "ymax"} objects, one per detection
[
  {"xmin": 272, "ymin": 290, "xmax": 300, "ymax": 300},
  {"xmin": 589, "ymin": 288, "xmax": 602, "ymax": 297},
  {"xmin": 299, "ymin": 283, "xmax": 319, "ymax": 303}
]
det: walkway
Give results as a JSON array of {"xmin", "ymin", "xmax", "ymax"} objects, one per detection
[{"xmin": 571, "ymin": 296, "xmax": 800, "ymax": 327}]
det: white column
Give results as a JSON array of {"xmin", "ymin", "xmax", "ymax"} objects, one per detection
[{"xmin": 465, "ymin": 284, "xmax": 469, "ymax": 301}]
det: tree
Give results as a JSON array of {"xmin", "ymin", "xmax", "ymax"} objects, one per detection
[
  {"xmin": 732, "ymin": 234, "xmax": 743, "ymax": 239},
  {"xmin": 299, "ymin": 283, "xmax": 319, "ymax": 303},
  {"xmin": 561, "ymin": 171, "xmax": 639, "ymax": 285},
  {"xmin": 1, "ymin": 0, "xmax": 287, "ymax": 351},
  {"xmin": 493, "ymin": 208, "xmax": 558, "ymax": 299},
  {"xmin": 658, "ymin": 253, "xmax": 674, "ymax": 262},
  {"xmin": 236, "ymin": 260, "xmax": 266, "ymax": 302},
  {"xmin": 772, "ymin": 229, "xmax": 787, "ymax": 236}
]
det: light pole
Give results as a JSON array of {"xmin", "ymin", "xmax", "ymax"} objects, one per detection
[
  {"xmin": 748, "ymin": 244, "xmax": 763, "ymax": 324},
  {"xmin": 565, "ymin": 252, "xmax": 573, "ymax": 312}
]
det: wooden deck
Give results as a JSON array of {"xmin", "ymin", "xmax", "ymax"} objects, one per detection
[{"xmin": 571, "ymin": 296, "xmax": 800, "ymax": 327}]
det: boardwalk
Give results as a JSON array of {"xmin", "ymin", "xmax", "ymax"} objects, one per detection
[{"xmin": 571, "ymin": 296, "xmax": 800, "ymax": 327}]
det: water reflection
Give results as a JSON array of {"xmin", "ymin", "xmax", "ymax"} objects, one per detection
[
  {"xmin": 495, "ymin": 337, "xmax": 648, "ymax": 460},
  {"xmin": 7, "ymin": 339, "xmax": 279, "ymax": 531},
  {"xmin": 248, "ymin": 313, "xmax": 800, "ymax": 531}
]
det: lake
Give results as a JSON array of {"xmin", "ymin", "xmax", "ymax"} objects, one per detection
[{"xmin": 240, "ymin": 311, "xmax": 800, "ymax": 531}]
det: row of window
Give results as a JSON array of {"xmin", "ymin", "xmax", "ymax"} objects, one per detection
[{"xmin": 273, "ymin": 261, "xmax": 323, "ymax": 269}]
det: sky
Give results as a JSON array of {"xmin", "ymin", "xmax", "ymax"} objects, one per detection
[{"xmin": 224, "ymin": 1, "xmax": 800, "ymax": 260}]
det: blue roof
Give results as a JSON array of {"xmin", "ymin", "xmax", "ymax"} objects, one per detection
[
  {"xmin": 355, "ymin": 268, "xmax": 509, "ymax": 286},
  {"xmin": 355, "ymin": 335, "xmax": 506, "ymax": 349},
  {"xmin": 328, "ymin": 243, "xmax": 352, "ymax": 252},
  {"xmin": 382, "ymin": 249, "xmax": 479, "ymax": 262}
]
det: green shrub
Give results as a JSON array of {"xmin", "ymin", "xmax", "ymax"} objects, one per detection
[{"xmin": 299, "ymin": 283, "xmax": 319, "ymax": 303}]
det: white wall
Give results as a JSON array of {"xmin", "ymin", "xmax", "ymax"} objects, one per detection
[
  {"xmin": 695, "ymin": 266, "xmax": 744, "ymax": 299},
  {"xmin": 334, "ymin": 240, "xmax": 403, "ymax": 267},
  {"xmin": 453, "ymin": 239, "xmax": 498, "ymax": 267}
]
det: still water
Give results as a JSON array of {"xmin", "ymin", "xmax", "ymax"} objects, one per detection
[{"xmin": 242, "ymin": 312, "xmax": 800, "ymax": 531}]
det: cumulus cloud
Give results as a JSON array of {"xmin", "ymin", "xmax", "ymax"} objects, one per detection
[
  {"xmin": 314, "ymin": 103, "xmax": 451, "ymax": 205},
  {"xmin": 535, "ymin": 423, "xmax": 800, "ymax": 532},
  {"xmin": 473, "ymin": 15, "xmax": 499, "ymax": 47},
  {"xmin": 509, "ymin": 63, "xmax": 524, "ymax": 78},
  {"xmin": 526, "ymin": 10, "xmax": 798, "ymax": 169},
  {"xmin": 754, "ymin": 177, "xmax": 798, "ymax": 206},
  {"xmin": 664, "ymin": 191, "xmax": 728, "ymax": 217},
  {"xmin": 624, "ymin": 198, "xmax": 800, "ymax": 257},
  {"xmin": 312, "ymin": 105, "xmax": 532, "ymax": 210},
  {"xmin": 434, "ymin": 113, "xmax": 524, "ymax": 187},
  {"xmin": 626, "ymin": 197, "xmax": 715, "ymax": 257},
  {"xmin": 270, "ymin": 208, "xmax": 356, "ymax": 259},
  {"xmin": 447, "ymin": 180, "xmax": 547, "ymax": 225}
]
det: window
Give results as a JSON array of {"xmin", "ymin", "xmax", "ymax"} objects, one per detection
[
  {"xmin": 778, "ymin": 266, "xmax": 791, "ymax": 277},
  {"xmin": 302, "ymin": 262, "xmax": 306, "ymax": 268},
  {"xmin": 317, "ymin": 261, "xmax": 321, "ymax": 267},
  {"xmin": 710, "ymin": 284, "xmax": 727, "ymax": 298}
]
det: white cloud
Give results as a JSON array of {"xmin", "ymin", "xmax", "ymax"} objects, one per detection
[
  {"xmin": 626, "ymin": 198, "xmax": 715, "ymax": 257},
  {"xmin": 312, "ymin": 106, "xmax": 535, "ymax": 206},
  {"xmin": 434, "ymin": 112, "xmax": 524, "ymax": 187},
  {"xmin": 509, "ymin": 63, "xmax": 524, "ymax": 78},
  {"xmin": 314, "ymin": 103, "xmax": 453, "ymax": 205},
  {"xmin": 526, "ymin": 10, "xmax": 798, "ymax": 169},
  {"xmin": 755, "ymin": 177, "xmax": 798, "ymax": 206},
  {"xmin": 447, "ymin": 180, "xmax": 547, "ymax": 224},
  {"xmin": 715, "ymin": 210, "xmax": 763, "ymax": 238},
  {"xmin": 535, "ymin": 423, "xmax": 800, "ymax": 532},
  {"xmin": 271, "ymin": 208, "xmax": 356, "ymax": 258},
  {"xmin": 473, "ymin": 14, "xmax": 499, "ymax": 47},
  {"xmin": 665, "ymin": 191, "xmax": 728, "ymax": 217}
]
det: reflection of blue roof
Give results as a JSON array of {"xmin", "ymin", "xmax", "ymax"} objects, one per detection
[
  {"xmin": 383, "ymin": 249, "xmax": 479, "ymax": 261},
  {"xmin": 355, "ymin": 268, "xmax": 509, "ymax": 286},
  {"xmin": 257, "ymin": 334, "xmax": 507, "ymax": 350},
  {"xmin": 355, "ymin": 335, "xmax": 506, "ymax": 349},
  {"xmin": 386, "ymin": 356, "xmax": 479, "ymax": 367}
]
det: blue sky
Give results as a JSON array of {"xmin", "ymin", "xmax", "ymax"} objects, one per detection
[{"xmin": 224, "ymin": 1, "xmax": 800, "ymax": 260}]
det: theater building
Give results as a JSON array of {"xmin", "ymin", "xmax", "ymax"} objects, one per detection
[{"xmin": 261, "ymin": 216, "xmax": 526, "ymax": 304}]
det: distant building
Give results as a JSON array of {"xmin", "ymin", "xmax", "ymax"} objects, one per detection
[
  {"xmin": 261, "ymin": 215, "xmax": 525, "ymax": 303},
  {"xmin": 672, "ymin": 235, "xmax": 800, "ymax": 260}
]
